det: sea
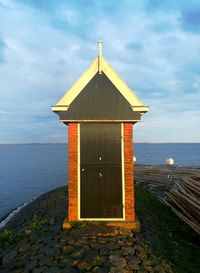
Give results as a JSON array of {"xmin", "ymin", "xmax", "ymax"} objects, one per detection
[{"xmin": 0, "ymin": 143, "xmax": 199, "ymax": 222}]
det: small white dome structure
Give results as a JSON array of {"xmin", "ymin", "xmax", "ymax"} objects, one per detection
[
  {"xmin": 166, "ymin": 158, "xmax": 174, "ymax": 165},
  {"xmin": 133, "ymin": 156, "xmax": 136, "ymax": 163}
]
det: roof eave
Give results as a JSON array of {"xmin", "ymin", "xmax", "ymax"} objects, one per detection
[
  {"xmin": 131, "ymin": 106, "xmax": 149, "ymax": 113},
  {"xmin": 51, "ymin": 56, "xmax": 149, "ymax": 114},
  {"xmin": 51, "ymin": 106, "xmax": 69, "ymax": 112}
]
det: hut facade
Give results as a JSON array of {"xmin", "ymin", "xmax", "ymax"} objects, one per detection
[{"xmin": 52, "ymin": 41, "xmax": 148, "ymax": 227}]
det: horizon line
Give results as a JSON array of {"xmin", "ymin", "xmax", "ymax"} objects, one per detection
[{"xmin": 0, "ymin": 142, "xmax": 200, "ymax": 145}]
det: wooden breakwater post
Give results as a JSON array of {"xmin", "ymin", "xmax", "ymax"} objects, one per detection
[{"xmin": 52, "ymin": 41, "xmax": 148, "ymax": 229}]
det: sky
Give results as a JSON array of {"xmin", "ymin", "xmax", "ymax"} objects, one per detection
[{"xmin": 0, "ymin": 0, "xmax": 200, "ymax": 143}]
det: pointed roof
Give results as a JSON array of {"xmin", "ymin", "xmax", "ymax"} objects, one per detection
[{"xmin": 52, "ymin": 41, "xmax": 148, "ymax": 117}]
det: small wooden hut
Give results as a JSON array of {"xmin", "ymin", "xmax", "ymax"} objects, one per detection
[{"xmin": 52, "ymin": 41, "xmax": 148, "ymax": 228}]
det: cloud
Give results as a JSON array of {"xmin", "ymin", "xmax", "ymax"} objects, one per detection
[
  {"xmin": 0, "ymin": 36, "xmax": 6, "ymax": 62},
  {"xmin": 145, "ymin": 0, "xmax": 200, "ymax": 34},
  {"xmin": 126, "ymin": 41, "xmax": 144, "ymax": 51},
  {"xmin": 0, "ymin": 0, "xmax": 199, "ymax": 143},
  {"xmin": 181, "ymin": 10, "xmax": 200, "ymax": 33}
]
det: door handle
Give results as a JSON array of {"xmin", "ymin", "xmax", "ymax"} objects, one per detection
[{"xmin": 99, "ymin": 172, "xmax": 103, "ymax": 178}]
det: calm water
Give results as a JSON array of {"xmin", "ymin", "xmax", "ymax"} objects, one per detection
[{"xmin": 0, "ymin": 143, "xmax": 199, "ymax": 219}]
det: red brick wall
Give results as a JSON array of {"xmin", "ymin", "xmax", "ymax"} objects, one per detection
[
  {"xmin": 68, "ymin": 123, "xmax": 78, "ymax": 221},
  {"xmin": 67, "ymin": 122, "xmax": 135, "ymax": 222},
  {"xmin": 124, "ymin": 123, "xmax": 135, "ymax": 222}
]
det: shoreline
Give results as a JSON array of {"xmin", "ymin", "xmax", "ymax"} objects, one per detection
[
  {"xmin": 0, "ymin": 186, "xmax": 68, "ymax": 232},
  {"xmin": 0, "ymin": 197, "xmax": 37, "ymax": 230}
]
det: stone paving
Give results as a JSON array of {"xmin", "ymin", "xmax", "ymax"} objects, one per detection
[
  {"xmin": 0, "ymin": 224, "xmax": 173, "ymax": 273},
  {"xmin": 0, "ymin": 187, "xmax": 173, "ymax": 273}
]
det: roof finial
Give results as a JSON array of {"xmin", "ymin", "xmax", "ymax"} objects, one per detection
[{"xmin": 98, "ymin": 40, "xmax": 102, "ymax": 74}]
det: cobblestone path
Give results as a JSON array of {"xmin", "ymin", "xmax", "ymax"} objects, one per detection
[{"xmin": 0, "ymin": 224, "xmax": 172, "ymax": 273}]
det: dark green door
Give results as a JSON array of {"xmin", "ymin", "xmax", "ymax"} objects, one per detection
[{"xmin": 80, "ymin": 123, "xmax": 123, "ymax": 218}]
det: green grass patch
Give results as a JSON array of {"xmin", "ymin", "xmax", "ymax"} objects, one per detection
[
  {"xmin": 0, "ymin": 215, "xmax": 47, "ymax": 252},
  {"xmin": 0, "ymin": 229, "xmax": 24, "ymax": 251},
  {"xmin": 135, "ymin": 184, "xmax": 200, "ymax": 273},
  {"xmin": 25, "ymin": 215, "xmax": 47, "ymax": 234}
]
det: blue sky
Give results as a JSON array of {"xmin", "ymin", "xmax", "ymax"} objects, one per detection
[{"xmin": 0, "ymin": 0, "xmax": 200, "ymax": 143}]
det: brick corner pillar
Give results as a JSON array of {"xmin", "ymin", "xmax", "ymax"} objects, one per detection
[
  {"xmin": 124, "ymin": 123, "xmax": 135, "ymax": 222},
  {"xmin": 68, "ymin": 123, "xmax": 78, "ymax": 222}
]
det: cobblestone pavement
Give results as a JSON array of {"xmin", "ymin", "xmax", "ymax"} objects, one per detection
[
  {"xmin": 0, "ymin": 187, "xmax": 173, "ymax": 273},
  {"xmin": 0, "ymin": 224, "xmax": 173, "ymax": 273}
]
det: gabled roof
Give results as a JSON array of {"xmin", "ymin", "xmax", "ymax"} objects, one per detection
[
  {"xmin": 51, "ymin": 42, "xmax": 148, "ymax": 115},
  {"xmin": 58, "ymin": 73, "xmax": 142, "ymax": 122}
]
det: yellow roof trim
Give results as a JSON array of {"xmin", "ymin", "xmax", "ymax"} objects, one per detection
[
  {"xmin": 60, "ymin": 119, "xmax": 142, "ymax": 122},
  {"xmin": 51, "ymin": 106, "xmax": 69, "ymax": 111},
  {"xmin": 132, "ymin": 106, "xmax": 149, "ymax": 112},
  {"xmin": 52, "ymin": 56, "xmax": 148, "ymax": 113},
  {"xmin": 102, "ymin": 58, "xmax": 147, "ymax": 110},
  {"xmin": 53, "ymin": 58, "xmax": 98, "ymax": 108}
]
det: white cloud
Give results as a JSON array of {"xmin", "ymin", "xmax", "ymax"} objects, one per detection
[{"xmin": 0, "ymin": 0, "xmax": 199, "ymax": 143}]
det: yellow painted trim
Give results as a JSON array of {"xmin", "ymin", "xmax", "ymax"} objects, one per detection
[
  {"xmin": 78, "ymin": 123, "xmax": 125, "ymax": 221},
  {"xmin": 52, "ymin": 54, "xmax": 148, "ymax": 113},
  {"xmin": 51, "ymin": 106, "xmax": 69, "ymax": 111},
  {"xmin": 102, "ymin": 57, "xmax": 148, "ymax": 111},
  {"xmin": 132, "ymin": 106, "xmax": 149, "ymax": 112},
  {"xmin": 79, "ymin": 218, "xmax": 125, "ymax": 221},
  {"xmin": 61, "ymin": 120, "xmax": 141, "ymax": 122},
  {"xmin": 77, "ymin": 123, "xmax": 80, "ymax": 220},
  {"xmin": 121, "ymin": 123, "xmax": 125, "ymax": 220},
  {"xmin": 52, "ymin": 58, "xmax": 98, "ymax": 109}
]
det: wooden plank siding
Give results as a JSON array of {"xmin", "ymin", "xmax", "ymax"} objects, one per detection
[{"xmin": 59, "ymin": 73, "xmax": 141, "ymax": 122}]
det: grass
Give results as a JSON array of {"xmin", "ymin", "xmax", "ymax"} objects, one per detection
[
  {"xmin": 0, "ymin": 229, "xmax": 24, "ymax": 251},
  {"xmin": 25, "ymin": 215, "xmax": 47, "ymax": 234},
  {"xmin": 0, "ymin": 215, "xmax": 47, "ymax": 252},
  {"xmin": 135, "ymin": 184, "xmax": 200, "ymax": 273}
]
